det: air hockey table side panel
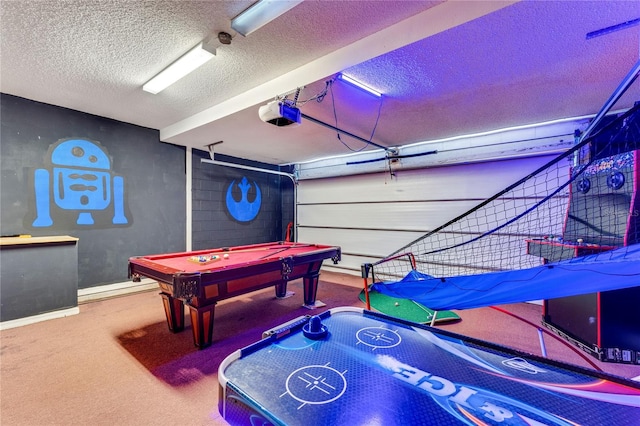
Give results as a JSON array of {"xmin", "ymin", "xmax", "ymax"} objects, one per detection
[{"xmin": 218, "ymin": 307, "xmax": 640, "ymax": 426}]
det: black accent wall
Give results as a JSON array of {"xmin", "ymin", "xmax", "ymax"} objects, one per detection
[
  {"xmin": 1, "ymin": 93, "xmax": 294, "ymax": 300},
  {"xmin": 1, "ymin": 94, "xmax": 186, "ymax": 289},
  {"xmin": 191, "ymin": 149, "xmax": 295, "ymax": 249}
]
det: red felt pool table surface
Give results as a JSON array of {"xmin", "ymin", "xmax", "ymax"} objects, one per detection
[
  {"xmin": 135, "ymin": 242, "xmax": 333, "ymax": 273},
  {"xmin": 128, "ymin": 241, "xmax": 341, "ymax": 349}
]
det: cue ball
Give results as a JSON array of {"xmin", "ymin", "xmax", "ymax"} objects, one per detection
[
  {"xmin": 223, "ymin": 254, "xmax": 229, "ymax": 259},
  {"xmin": 395, "ymin": 302, "xmax": 399, "ymax": 306}
]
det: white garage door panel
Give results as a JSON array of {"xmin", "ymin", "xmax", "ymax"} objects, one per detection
[
  {"xmin": 322, "ymin": 253, "xmax": 376, "ymax": 275},
  {"xmin": 298, "ymin": 227, "xmax": 424, "ymax": 258},
  {"xmin": 299, "ymin": 197, "xmax": 567, "ymax": 232},
  {"xmin": 297, "ymin": 155, "xmax": 559, "ymax": 204},
  {"xmin": 321, "ymin": 263, "xmax": 362, "ymax": 278},
  {"xmin": 296, "ymin": 152, "xmax": 569, "ymax": 287},
  {"xmin": 298, "ymin": 201, "xmax": 479, "ymax": 230}
]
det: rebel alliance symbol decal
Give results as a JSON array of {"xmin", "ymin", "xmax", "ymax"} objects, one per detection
[{"xmin": 225, "ymin": 177, "xmax": 261, "ymax": 222}]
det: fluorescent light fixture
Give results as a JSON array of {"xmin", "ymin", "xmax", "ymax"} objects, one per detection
[
  {"xmin": 231, "ymin": 0, "xmax": 303, "ymax": 36},
  {"xmin": 143, "ymin": 42, "xmax": 215, "ymax": 94},
  {"xmin": 337, "ymin": 73, "xmax": 382, "ymax": 98}
]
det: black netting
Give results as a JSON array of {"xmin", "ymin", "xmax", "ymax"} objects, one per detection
[{"xmin": 367, "ymin": 104, "xmax": 640, "ymax": 283}]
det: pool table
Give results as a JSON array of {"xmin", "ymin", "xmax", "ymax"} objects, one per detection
[{"xmin": 128, "ymin": 241, "xmax": 341, "ymax": 349}]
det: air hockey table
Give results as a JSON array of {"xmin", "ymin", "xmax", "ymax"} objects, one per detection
[
  {"xmin": 218, "ymin": 307, "xmax": 640, "ymax": 425},
  {"xmin": 128, "ymin": 242, "xmax": 340, "ymax": 348}
]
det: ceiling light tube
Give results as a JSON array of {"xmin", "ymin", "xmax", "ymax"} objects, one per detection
[
  {"xmin": 231, "ymin": 0, "xmax": 303, "ymax": 36},
  {"xmin": 143, "ymin": 42, "xmax": 215, "ymax": 94},
  {"xmin": 337, "ymin": 73, "xmax": 382, "ymax": 98}
]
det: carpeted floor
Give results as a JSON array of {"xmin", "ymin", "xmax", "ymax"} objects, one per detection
[{"xmin": 1, "ymin": 271, "xmax": 638, "ymax": 425}]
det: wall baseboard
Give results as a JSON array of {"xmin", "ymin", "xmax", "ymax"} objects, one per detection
[
  {"xmin": 77, "ymin": 278, "xmax": 159, "ymax": 304},
  {"xmin": 0, "ymin": 307, "xmax": 80, "ymax": 331},
  {"xmin": 1, "ymin": 279, "xmax": 159, "ymax": 331}
]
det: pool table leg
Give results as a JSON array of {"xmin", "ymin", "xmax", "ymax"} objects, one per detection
[
  {"xmin": 274, "ymin": 281, "xmax": 288, "ymax": 298},
  {"xmin": 187, "ymin": 302, "xmax": 216, "ymax": 349},
  {"xmin": 160, "ymin": 292, "xmax": 185, "ymax": 332},
  {"xmin": 303, "ymin": 270, "xmax": 321, "ymax": 306}
]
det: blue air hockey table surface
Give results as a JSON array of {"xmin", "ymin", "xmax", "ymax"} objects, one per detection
[{"xmin": 218, "ymin": 307, "xmax": 640, "ymax": 425}]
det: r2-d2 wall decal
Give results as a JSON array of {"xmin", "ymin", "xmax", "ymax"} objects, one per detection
[{"xmin": 32, "ymin": 138, "xmax": 128, "ymax": 227}]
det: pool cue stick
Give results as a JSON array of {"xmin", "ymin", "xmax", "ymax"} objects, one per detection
[
  {"xmin": 199, "ymin": 243, "xmax": 315, "ymax": 257},
  {"xmin": 258, "ymin": 247, "xmax": 291, "ymax": 259},
  {"xmin": 256, "ymin": 244, "xmax": 319, "ymax": 259}
]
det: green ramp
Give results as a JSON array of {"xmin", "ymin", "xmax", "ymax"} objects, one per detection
[{"xmin": 359, "ymin": 288, "xmax": 460, "ymax": 324}]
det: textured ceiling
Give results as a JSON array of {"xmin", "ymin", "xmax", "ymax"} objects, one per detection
[{"xmin": 1, "ymin": 1, "xmax": 639, "ymax": 165}]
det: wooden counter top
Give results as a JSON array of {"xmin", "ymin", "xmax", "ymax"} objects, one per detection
[{"xmin": 0, "ymin": 235, "xmax": 78, "ymax": 247}]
